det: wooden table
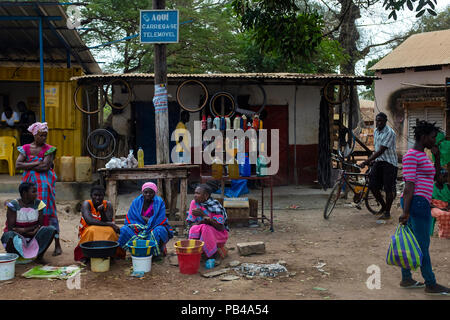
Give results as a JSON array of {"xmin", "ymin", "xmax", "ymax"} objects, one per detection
[
  {"xmin": 98, "ymin": 164, "xmax": 198, "ymax": 226},
  {"xmin": 200, "ymin": 175, "xmax": 274, "ymax": 232}
]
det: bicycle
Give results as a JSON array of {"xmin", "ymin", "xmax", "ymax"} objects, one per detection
[{"xmin": 323, "ymin": 153, "xmax": 383, "ymax": 219}]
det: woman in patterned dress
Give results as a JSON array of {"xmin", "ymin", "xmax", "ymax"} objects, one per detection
[{"xmin": 15, "ymin": 122, "xmax": 62, "ymax": 256}]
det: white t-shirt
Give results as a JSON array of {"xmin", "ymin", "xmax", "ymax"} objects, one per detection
[{"xmin": 1, "ymin": 111, "xmax": 19, "ymax": 126}]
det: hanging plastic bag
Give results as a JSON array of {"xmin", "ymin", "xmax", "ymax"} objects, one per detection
[{"xmin": 386, "ymin": 225, "xmax": 423, "ymax": 270}]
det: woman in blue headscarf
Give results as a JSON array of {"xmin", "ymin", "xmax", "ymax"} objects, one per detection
[{"xmin": 118, "ymin": 182, "xmax": 173, "ymax": 257}]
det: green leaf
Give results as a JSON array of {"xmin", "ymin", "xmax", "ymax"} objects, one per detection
[
  {"xmin": 427, "ymin": 8, "xmax": 437, "ymax": 16},
  {"xmin": 407, "ymin": 0, "xmax": 413, "ymax": 11},
  {"xmin": 416, "ymin": 9, "xmax": 426, "ymax": 17}
]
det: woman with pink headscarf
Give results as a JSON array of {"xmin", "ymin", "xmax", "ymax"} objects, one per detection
[
  {"xmin": 118, "ymin": 182, "xmax": 174, "ymax": 257},
  {"xmin": 15, "ymin": 122, "xmax": 62, "ymax": 256}
]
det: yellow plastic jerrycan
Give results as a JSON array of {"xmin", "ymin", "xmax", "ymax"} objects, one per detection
[
  {"xmin": 75, "ymin": 156, "xmax": 92, "ymax": 182},
  {"xmin": 60, "ymin": 156, "xmax": 75, "ymax": 182}
]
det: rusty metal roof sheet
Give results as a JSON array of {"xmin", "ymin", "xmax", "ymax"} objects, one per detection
[
  {"xmin": 0, "ymin": 1, "xmax": 101, "ymax": 74},
  {"xmin": 370, "ymin": 29, "xmax": 450, "ymax": 71},
  {"xmin": 71, "ymin": 72, "xmax": 378, "ymax": 83}
]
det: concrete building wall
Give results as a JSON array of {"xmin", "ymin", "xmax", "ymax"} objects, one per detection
[
  {"xmin": 373, "ymin": 65, "xmax": 450, "ymax": 156},
  {"xmin": 121, "ymin": 82, "xmax": 322, "ymax": 146},
  {"xmin": 112, "ymin": 81, "xmax": 324, "ymax": 184}
]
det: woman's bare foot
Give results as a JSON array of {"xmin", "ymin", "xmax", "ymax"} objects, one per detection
[
  {"xmin": 52, "ymin": 238, "xmax": 62, "ymax": 256},
  {"xmin": 52, "ymin": 246, "xmax": 62, "ymax": 256}
]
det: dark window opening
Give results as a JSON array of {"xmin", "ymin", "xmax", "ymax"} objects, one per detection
[
  {"xmin": 381, "ymin": 68, "xmax": 405, "ymax": 74},
  {"xmin": 414, "ymin": 65, "xmax": 442, "ymax": 72}
]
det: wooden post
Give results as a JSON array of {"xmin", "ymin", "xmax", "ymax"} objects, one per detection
[
  {"xmin": 180, "ymin": 177, "xmax": 187, "ymax": 221},
  {"xmin": 153, "ymin": 0, "xmax": 172, "ymax": 210},
  {"xmin": 106, "ymin": 179, "xmax": 118, "ymax": 220}
]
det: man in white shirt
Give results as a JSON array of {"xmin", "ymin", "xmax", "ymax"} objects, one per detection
[
  {"xmin": 361, "ymin": 112, "xmax": 398, "ymax": 220},
  {"xmin": 1, "ymin": 106, "xmax": 20, "ymax": 127}
]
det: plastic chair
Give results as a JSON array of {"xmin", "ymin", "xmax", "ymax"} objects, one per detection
[{"xmin": 0, "ymin": 136, "xmax": 17, "ymax": 176}]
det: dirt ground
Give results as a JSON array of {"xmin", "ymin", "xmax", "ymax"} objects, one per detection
[{"xmin": 0, "ymin": 197, "xmax": 449, "ymax": 301}]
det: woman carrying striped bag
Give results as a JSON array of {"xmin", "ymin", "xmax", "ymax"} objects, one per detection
[{"xmin": 399, "ymin": 120, "xmax": 449, "ymax": 295}]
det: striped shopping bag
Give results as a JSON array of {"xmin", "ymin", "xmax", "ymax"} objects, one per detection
[{"xmin": 386, "ymin": 225, "xmax": 423, "ymax": 270}]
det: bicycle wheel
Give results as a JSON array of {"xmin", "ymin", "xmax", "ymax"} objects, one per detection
[
  {"xmin": 209, "ymin": 91, "xmax": 235, "ymax": 117},
  {"xmin": 176, "ymin": 79, "xmax": 209, "ymax": 112},
  {"xmin": 365, "ymin": 190, "xmax": 384, "ymax": 215},
  {"xmin": 73, "ymin": 84, "xmax": 106, "ymax": 115},
  {"xmin": 324, "ymin": 180, "xmax": 343, "ymax": 219}
]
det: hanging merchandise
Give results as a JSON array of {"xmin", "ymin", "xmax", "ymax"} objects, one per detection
[
  {"xmin": 317, "ymin": 94, "xmax": 332, "ymax": 190},
  {"xmin": 225, "ymin": 137, "xmax": 232, "ymax": 160},
  {"xmin": 207, "ymin": 115, "xmax": 213, "ymax": 129},
  {"xmin": 242, "ymin": 115, "xmax": 247, "ymax": 131},
  {"xmin": 250, "ymin": 137, "xmax": 257, "ymax": 153},
  {"xmin": 233, "ymin": 116, "xmax": 241, "ymax": 130},
  {"xmin": 238, "ymin": 152, "xmax": 251, "ymax": 177},
  {"xmin": 256, "ymin": 143, "xmax": 267, "ymax": 176},
  {"xmin": 252, "ymin": 115, "xmax": 259, "ymax": 130},
  {"xmin": 213, "ymin": 116, "xmax": 221, "ymax": 130},
  {"xmin": 201, "ymin": 115, "xmax": 207, "ymax": 130},
  {"xmin": 225, "ymin": 116, "xmax": 231, "ymax": 130},
  {"xmin": 137, "ymin": 147, "xmax": 144, "ymax": 168},
  {"xmin": 234, "ymin": 138, "xmax": 239, "ymax": 156},
  {"xmin": 228, "ymin": 157, "xmax": 240, "ymax": 179},
  {"xmin": 211, "ymin": 157, "xmax": 223, "ymax": 179},
  {"xmin": 220, "ymin": 116, "xmax": 226, "ymax": 131},
  {"xmin": 259, "ymin": 119, "xmax": 263, "ymax": 130}
]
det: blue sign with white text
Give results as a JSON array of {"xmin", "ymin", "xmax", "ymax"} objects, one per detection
[{"xmin": 140, "ymin": 10, "xmax": 179, "ymax": 43}]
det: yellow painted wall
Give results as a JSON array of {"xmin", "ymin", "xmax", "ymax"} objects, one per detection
[{"xmin": 0, "ymin": 67, "xmax": 85, "ymax": 174}]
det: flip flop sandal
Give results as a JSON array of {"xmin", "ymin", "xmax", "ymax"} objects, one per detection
[{"xmin": 400, "ymin": 280, "xmax": 425, "ymax": 289}]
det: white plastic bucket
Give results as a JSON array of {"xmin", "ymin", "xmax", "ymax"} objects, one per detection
[
  {"xmin": 0, "ymin": 253, "xmax": 19, "ymax": 281},
  {"xmin": 132, "ymin": 255, "xmax": 152, "ymax": 273}
]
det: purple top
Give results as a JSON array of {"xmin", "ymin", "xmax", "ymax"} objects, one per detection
[{"xmin": 142, "ymin": 202, "xmax": 154, "ymax": 218}]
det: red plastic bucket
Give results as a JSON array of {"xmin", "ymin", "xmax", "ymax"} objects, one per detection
[{"xmin": 177, "ymin": 252, "xmax": 202, "ymax": 274}]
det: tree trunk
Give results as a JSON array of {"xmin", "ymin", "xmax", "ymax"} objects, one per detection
[{"xmin": 337, "ymin": 0, "xmax": 361, "ymax": 75}]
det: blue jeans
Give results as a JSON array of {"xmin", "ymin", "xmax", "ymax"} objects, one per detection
[{"xmin": 400, "ymin": 196, "xmax": 436, "ymax": 286}]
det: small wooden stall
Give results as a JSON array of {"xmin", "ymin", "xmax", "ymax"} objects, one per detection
[
  {"xmin": 201, "ymin": 175, "xmax": 274, "ymax": 232},
  {"xmin": 98, "ymin": 164, "xmax": 199, "ymax": 226}
]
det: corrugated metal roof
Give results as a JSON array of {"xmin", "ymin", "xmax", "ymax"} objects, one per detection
[
  {"xmin": 0, "ymin": 1, "xmax": 101, "ymax": 74},
  {"xmin": 71, "ymin": 72, "xmax": 378, "ymax": 83},
  {"xmin": 370, "ymin": 29, "xmax": 450, "ymax": 71}
]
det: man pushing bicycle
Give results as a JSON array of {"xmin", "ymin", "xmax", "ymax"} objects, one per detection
[{"xmin": 360, "ymin": 112, "xmax": 398, "ymax": 220}]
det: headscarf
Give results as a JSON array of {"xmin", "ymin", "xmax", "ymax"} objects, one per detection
[
  {"xmin": 28, "ymin": 122, "xmax": 48, "ymax": 136},
  {"xmin": 142, "ymin": 182, "xmax": 157, "ymax": 193}
]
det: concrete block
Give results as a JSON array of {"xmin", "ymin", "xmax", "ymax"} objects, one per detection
[{"xmin": 236, "ymin": 241, "xmax": 265, "ymax": 256}]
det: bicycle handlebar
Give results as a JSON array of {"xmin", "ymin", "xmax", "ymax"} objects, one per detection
[{"xmin": 331, "ymin": 154, "xmax": 361, "ymax": 169}]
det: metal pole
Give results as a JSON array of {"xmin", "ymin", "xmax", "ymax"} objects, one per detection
[
  {"xmin": 39, "ymin": 17, "xmax": 45, "ymax": 122},
  {"xmin": 293, "ymin": 85, "xmax": 298, "ymax": 185}
]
